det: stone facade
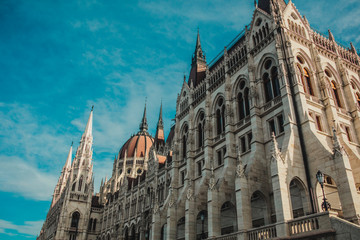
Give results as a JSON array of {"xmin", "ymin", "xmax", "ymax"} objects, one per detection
[{"xmin": 38, "ymin": 0, "xmax": 360, "ymax": 239}]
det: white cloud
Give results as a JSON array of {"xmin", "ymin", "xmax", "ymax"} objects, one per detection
[
  {"xmin": 0, "ymin": 156, "xmax": 58, "ymax": 201},
  {"xmin": 0, "ymin": 219, "xmax": 43, "ymax": 237}
]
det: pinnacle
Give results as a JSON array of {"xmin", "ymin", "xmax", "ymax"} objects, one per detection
[
  {"xmin": 139, "ymin": 102, "xmax": 148, "ymax": 132},
  {"xmin": 83, "ymin": 107, "xmax": 93, "ymax": 138}
]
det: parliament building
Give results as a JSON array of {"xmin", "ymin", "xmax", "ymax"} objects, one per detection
[{"xmin": 38, "ymin": 0, "xmax": 360, "ymax": 239}]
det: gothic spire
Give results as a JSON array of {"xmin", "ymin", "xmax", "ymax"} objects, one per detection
[
  {"xmin": 155, "ymin": 102, "xmax": 165, "ymax": 146},
  {"xmin": 195, "ymin": 28, "xmax": 201, "ymax": 52},
  {"xmin": 157, "ymin": 101, "xmax": 164, "ymax": 129},
  {"xmin": 65, "ymin": 142, "xmax": 73, "ymax": 169},
  {"xmin": 139, "ymin": 102, "xmax": 148, "ymax": 132},
  {"xmin": 83, "ymin": 106, "xmax": 93, "ymax": 138}
]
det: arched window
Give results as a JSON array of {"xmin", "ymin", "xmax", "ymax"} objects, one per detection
[
  {"xmin": 216, "ymin": 98, "xmax": 225, "ymax": 135},
  {"xmin": 93, "ymin": 219, "xmax": 97, "ymax": 231},
  {"xmin": 331, "ymin": 81, "xmax": 342, "ymax": 108},
  {"xmin": 72, "ymin": 182, "xmax": 76, "ymax": 191},
  {"xmin": 262, "ymin": 59, "xmax": 281, "ymax": 102},
  {"xmin": 78, "ymin": 176, "xmax": 83, "ymax": 191},
  {"xmin": 296, "ymin": 56, "xmax": 314, "ymax": 96},
  {"xmin": 88, "ymin": 218, "xmax": 93, "ymax": 231},
  {"xmin": 182, "ymin": 125, "xmax": 188, "ymax": 160},
  {"xmin": 197, "ymin": 112, "xmax": 205, "ymax": 148},
  {"xmin": 71, "ymin": 211, "xmax": 80, "ymax": 228},
  {"xmin": 356, "ymin": 92, "xmax": 360, "ymax": 107},
  {"xmin": 237, "ymin": 80, "xmax": 250, "ymax": 121}
]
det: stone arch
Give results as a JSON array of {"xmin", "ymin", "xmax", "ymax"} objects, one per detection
[
  {"xmin": 255, "ymin": 53, "xmax": 279, "ymax": 80},
  {"xmin": 250, "ymin": 190, "xmax": 269, "ymax": 228},
  {"xmin": 180, "ymin": 122, "xmax": 189, "ymax": 161},
  {"xmin": 220, "ymin": 201, "xmax": 238, "ymax": 235},
  {"xmin": 289, "ymin": 177, "xmax": 309, "ymax": 218},
  {"xmin": 211, "ymin": 94, "xmax": 226, "ymax": 136},
  {"xmin": 176, "ymin": 216, "xmax": 185, "ymax": 240},
  {"xmin": 195, "ymin": 109, "xmax": 205, "ymax": 148},
  {"xmin": 160, "ymin": 223, "xmax": 167, "ymax": 240},
  {"xmin": 196, "ymin": 210, "xmax": 208, "ymax": 239}
]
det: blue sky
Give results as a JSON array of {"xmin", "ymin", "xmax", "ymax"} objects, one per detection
[{"xmin": 0, "ymin": 0, "xmax": 359, "ymax": 239}]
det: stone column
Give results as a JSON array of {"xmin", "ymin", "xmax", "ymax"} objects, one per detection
[
  {"xmin": 151, "ymin": 209, "xmax": 161, "ymax": 240},
  {"xmin": 166, "ymin": 201, "xmax": 177, "ymax": 240},
  {"xmin": 270, "ymin": 136, "xmax": 291, "ymax": 237},
  {"xmin": 207, "ymin": 186, "xmax": 221, "ymax": 237},
  {"xmin": 235, "ymin": 172, "xmax": 251, "ymax": 240},
  {"xmin": 185, "ymin": 195, "xmax": 196, "ymax": 240}
]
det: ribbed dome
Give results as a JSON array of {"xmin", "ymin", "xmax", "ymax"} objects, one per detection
[{"xmin": 119, "ymin": 131, "xmax": 154, "ymax": 159}]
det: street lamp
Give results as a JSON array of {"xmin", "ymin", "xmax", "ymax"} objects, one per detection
[
  {"xmin": 200, "ymin": 212, "xmax": 206, "ymax": 239},
  {"xmin": 316, "ymin": 170, "xmax": 329, "ymax": 211}
]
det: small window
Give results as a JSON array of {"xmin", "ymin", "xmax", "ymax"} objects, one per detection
[
  {"xmin": 248, "ymin": 132, "xmax": 253, "ymax": 150},
  {"xmin": 181, "ymin": 171, "xmax": 185, "ymax": 185},
  {"xmin": 345, "ymin": 126, "xmax": 352, "ymax": 142},
  {"xmin": 217, "ymin": 150, "xmax": 222, "ymax": 166},
  {"xmin": 315, "ymin": 115, "xmax": 323, "ymax": 131},
  {"xmin": 269, "ymin": 119, "xmax": 276, "ymax": 136},
  {"xmin": 241, "ymin": 137, "xmax": 246, "ymax": 153},
  {"xmin": 197, "ymin": 161, "xmax": 202, "ymax": 177},
  {"xmin": 277, "ymin": 114, "xmax": 284, "ymax": 133}
]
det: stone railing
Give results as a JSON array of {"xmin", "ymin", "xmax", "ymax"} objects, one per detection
[
  {"xmin": 247, "ymin": 224, "xmax": 277, "ymax": 240},
  {"xmin": 288, "ymin": 212, "xmax": 334, "ymax": 237},
  {"xmin": 208, "ymin": 231, "xmax": 239, "ymax": 240}
]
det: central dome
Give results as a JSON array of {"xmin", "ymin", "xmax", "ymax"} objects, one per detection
[{"xmin": 119, "ymin": 131, "xmax": 154, "ymax": 159}]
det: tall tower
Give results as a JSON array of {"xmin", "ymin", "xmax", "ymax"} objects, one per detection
[{"xmin": 55, "ymin": 108, "xmax": 95, "ymax": 240}]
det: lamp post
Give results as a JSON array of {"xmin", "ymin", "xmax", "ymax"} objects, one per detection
[
  {"xmin": 316, "ymin": 170, "xmax": 329, "ymax": 211},
  {"xmin": 200, "ymin": 212, "xmax": 206, "ymax": 239}
]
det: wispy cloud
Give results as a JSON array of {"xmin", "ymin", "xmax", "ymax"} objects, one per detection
[
  {"xmin": 0, "ymin": 156, "xmax": 57, "ymax": 201},
  {"xmin": 0, "ymin": 219, "xmax": 43, "ymax": 237}
]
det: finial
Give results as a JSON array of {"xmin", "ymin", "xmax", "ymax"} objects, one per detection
[
  {"xmin": 139, "ymin": 100, "xmax": 148, "ymax": 132},
  {"xmin": 91, "ymin": 105, "xmax": 94, "ymax": 111},
  {"xmin": 350, "ymin": 42, "xmax": 357, "ymax": 55},
  {"xmin": 254, "ymin": 0, "xmax": 257, "ymax": 8},
  {"xmin": 71, "ymin": 141, "xmax": 73, "ymax": 147},
  {"xmin": 328, "ymin": 29, "xmax": 334, "ymax": 41}
]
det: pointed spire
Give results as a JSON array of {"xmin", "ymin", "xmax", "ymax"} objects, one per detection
[
  {"xmin": 328, "ymin": 29, "xmax": 335, "ymax": 41},
  {"xmin": 157, "ymin": 101, "xmax": 163, "ymax": 128},
  {"xmin": 83, "ymin": 106, "xmax": 93, "ymax": 138},
  {"xmin": 350, "ymin": 42, "xmax": 357, "ymax": 55},
  {"xmin": 196, "ymin": 28, "xmax": 201, "ymax": 50},
  {"xmin": 65, "ymin": 143, "xmax": 73, "ymax": 169},
  {"xmin": 139, "ymin": 101, "xmax": 148, "ymax": 132}
]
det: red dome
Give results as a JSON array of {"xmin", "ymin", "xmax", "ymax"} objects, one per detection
[{"xmin": 119, "ymin": 131, "xmax": 154, "ymax": 159}]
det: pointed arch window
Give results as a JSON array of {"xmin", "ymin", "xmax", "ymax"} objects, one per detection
[
  {"xmin": 197, "ymin": 112, "xmax": 205, "ymax": 148},
  {"xmin": 331, "ymin": 81, "xmax": 342, "ymax": 108},
  {"xmin": 237, "ymin": 80, "xmax": 250, "ymax": 121},
  {"xmin": 296, "ymin": 56, "xmax": 314, "ymax": 96},
  {"xmin": 72, "ymin": 182, "xmax": 76, "ymax": 191},
  {"xmin": 78, "ymin": 176, "xmax": 83, "ymax": 191},
  {"xmin": 356, "ymin": 92, "xmax": 360, "ymax": 108},
  {"xmin": 71, "ymin": 211, "xmax": 80, "ymax": 228},
  {"xmin": 182, "ymin": 125, "xmax": 188, "ymax": 160},
  {"xmin": 216, "ymin": 98, "xmax": 226, "ymax": 135},
  {"xmin": 262, "ymin": 59, "xmax": 281, "ymax": 102}
]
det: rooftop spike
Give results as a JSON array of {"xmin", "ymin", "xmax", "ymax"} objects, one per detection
[
  {"xmin": 157, "ymin": 101, "xmax": 164, "ymax": 128},
  {"xmin": 328, "ymin": 29, "xmax": 335, "ymax": 41},
  {"xmin": 139, "ymin": 102, "xmax": 148, "ymax": 132},
  {"xmin": 65, "ymin": 143, "xmax": 73, "ymax": 169},
  {"xmin": 83, "ymin": 107, "xmax": 93, "ymax": 138},
  {"xmin": 350, "ymin": 42, "xmax": 357, "ymax": 55},
  {"xmin": 195, "ymin": 28, "xmax": 201, "ymax": 51}
]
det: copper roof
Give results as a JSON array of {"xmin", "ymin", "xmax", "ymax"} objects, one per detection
[{"xmin": 119, "ymin": 131, "xmax": 154, "ymax": 158}]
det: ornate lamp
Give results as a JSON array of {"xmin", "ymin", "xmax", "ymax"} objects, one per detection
[{"xmin": 316, "ymin": 170, "xmax": 329, "ymax": 211}]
